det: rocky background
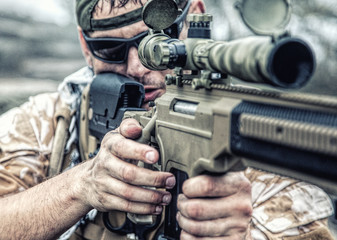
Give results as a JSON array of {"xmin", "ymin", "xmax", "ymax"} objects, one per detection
[
  {"xmin": 0, "ymin": 0, "xmax": 336, "ymax": 235},
  {"xmin": 207, "ymin": 0, "xmax": 337, "ymax": 95},
  {"xmin": 1, "ymin": 0, "xmax": 337, "ymax": 114},
  {"xmin": 0, "ymin": 0, "xmax": 85, "ymax": 113},
  {"xmin": 1, "ymin": 0, "xmax": 337, "ymax": 113}
]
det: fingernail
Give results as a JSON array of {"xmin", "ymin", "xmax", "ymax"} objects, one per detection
[
  {"xmin": 162, "ymin": 194, "xmax": 172, "ymax": 204},
  {"xmin": 166, "ymin": 176, "xmax": 176, "ymax": 189},
  {"xmin": 176, "ymin": 211, "xmax": 181, "ymax": 221},
  {"xmin": 127, "ymin": 122, "xmax": 140, "ymax": 128},
  {"xmin": 155, "ymin": 206, "xmax": 163, "ymax": 215},
  {"xmin": 145, "ymin": 151, "xmax": 156, "ymax": 163}
]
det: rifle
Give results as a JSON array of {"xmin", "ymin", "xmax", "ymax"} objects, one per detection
[{"xmin": 79, "ymin": 0, "xmax": 337, "ymax": 239}]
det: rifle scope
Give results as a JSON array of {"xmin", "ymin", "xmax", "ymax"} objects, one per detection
[
  {"xmin": 139, "ymin": 10, "xmax": 315, "ymax": 90},
  {"xmin": 139, "ymin": 34, "xmax": 315, "ymax": 89}
]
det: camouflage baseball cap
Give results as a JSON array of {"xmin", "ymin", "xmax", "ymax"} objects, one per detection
[
  {"xmin": 76, "ymin": 0, "xmax": 144, "ymax": 31},
  {"xmin": 76, "ymin": 0, "xmax": 188, "ymax": 31}
]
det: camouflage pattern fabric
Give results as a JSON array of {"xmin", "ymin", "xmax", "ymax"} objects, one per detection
[
  {"xmin": 0, "ymin": 68, "xmax": 334, "ymax": 239},
  {"xmin": 0, "ymin": 93, "xmax": 60, "ymax": 196},
  {"xmin": 245, "ymin": 168, "xmax": 334, "ymax": 239}
]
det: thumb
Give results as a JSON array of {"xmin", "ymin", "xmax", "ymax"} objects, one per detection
[{"xmin": 119, "ymin": 118, "xmax": 143, "ymax": 139}]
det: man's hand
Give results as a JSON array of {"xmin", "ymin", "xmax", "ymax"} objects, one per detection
[
  {"xmin": 81, "ymin": 118, "xmax": 176, "ymax": 215},
  {"xmin": 177, "ymin": 172, "xmax": 252, "ymax": 240}
]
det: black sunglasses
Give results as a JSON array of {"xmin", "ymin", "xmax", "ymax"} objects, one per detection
[
  {"xmin": 83, "ymin": 30, "xmax": 148, "ymax": 64},
  {"xmin": 83, "ymin": 0, "xmax": 191, "ymax": 64}
]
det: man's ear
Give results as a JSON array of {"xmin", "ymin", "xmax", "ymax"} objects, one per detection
[
  {"xmin": 78, "ymin": 26, "xmax": 93, "ymax": 68},
  {"xmin": 188, "ymin": 0, "xmax": 206, "ymax": 14}
]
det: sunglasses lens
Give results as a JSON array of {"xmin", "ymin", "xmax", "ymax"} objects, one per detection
[
  {"xmin": 84, "ymin": 31, "xmax": 148, "ymax": 63},
  {"xmin": 92, "ymin": 42, "xmax": 127, "ymax": 62}
]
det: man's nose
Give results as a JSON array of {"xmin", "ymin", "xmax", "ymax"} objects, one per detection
[{"xmin": 126, "ymin": 46, "xmax": 151, "ymax": 80}]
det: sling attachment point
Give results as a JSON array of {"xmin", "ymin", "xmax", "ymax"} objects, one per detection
[{"xmin": 48, "ymin": 103, "xmax": 72, "ymax": 177}]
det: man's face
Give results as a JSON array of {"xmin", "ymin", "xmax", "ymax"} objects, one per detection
[{"xmin": 85, "ymin": 0, "xmax": 172, "ymax": 110}]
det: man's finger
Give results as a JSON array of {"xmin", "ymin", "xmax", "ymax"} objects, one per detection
[
  {"xmin": 177, "ymin": 194, "xmax": 252, "ymax": 221},
  {"xmin": 180, "ymin": 230, "xmax": 242, "ymax": 240},
  {"xmin": 101, "ymin": 132, "xmax": 159, "ymax": 164},
  {"xmin": 119, "ymin": 118, "xmax": 143, "ymax": 139},
  {"xmin": 182, "ymin": 172, "xmax": 250, "ymax": 198},
  {"xmin": 177, "ymin": 212, "xmax": 248, "ymax": 238},
  {"xmin": 97, "ymin": 176, "xmax": 172, "ymax": 205},
  {"xmin": 101, "ymin": 157, "xmax": 176, "ymax": 189},
  {"xmin": 97, "ymin": 194, "xmax": 164, "ymax": 215}
]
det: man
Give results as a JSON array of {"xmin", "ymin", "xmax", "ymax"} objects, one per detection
[{"xmin": 0, "ymin": 0, "xmax": 334, "ymax": 239}]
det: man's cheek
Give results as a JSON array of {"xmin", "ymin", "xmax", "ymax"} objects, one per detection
[{"xmin": 93, "ymin": 61, "xmax": 127, "ymax": 75}]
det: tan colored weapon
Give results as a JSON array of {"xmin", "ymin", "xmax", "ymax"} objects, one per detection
[
  {"xmin": 125, "ymin": 79, "xmax": 337, "ymax": 239},
  {"xmin": 125, "ymin": 0, "xmax": 337, "ymax": 238}
]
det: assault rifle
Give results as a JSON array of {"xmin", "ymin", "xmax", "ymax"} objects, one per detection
[{"xmin": 79, "ymin": 0, "xmax": 337, "ymax": 239}]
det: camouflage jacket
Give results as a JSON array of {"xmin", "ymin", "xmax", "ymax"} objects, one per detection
[{"xmin": 0, "ymin": 67, "xmax": 334, "ymax": 240}]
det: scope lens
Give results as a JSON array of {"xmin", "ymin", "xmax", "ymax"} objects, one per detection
[{"xmin": 269, "ymin": 38, "xmax": 315, "ymax": 88}]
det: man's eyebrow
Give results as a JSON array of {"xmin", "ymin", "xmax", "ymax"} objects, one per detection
[
  {"xmin": 88, "ymin": 30, "xmax": 147, "ymax": 39},
  {"xmin": 91, "ymin": 34, "xmax": 116, "ymax": 38}
]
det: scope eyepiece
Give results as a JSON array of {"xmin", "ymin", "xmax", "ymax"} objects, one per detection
[
  {"xmin": 138, "ymin": 33, "xmax": 171, "ymax": 71},
  {"xmin": 154, "ymin": 39, "xmax": 187, "ymax": 69}
]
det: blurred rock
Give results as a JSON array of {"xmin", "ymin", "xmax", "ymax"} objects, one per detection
[
  {"xmin": 0, "ymin": 78, "xmax": 59, "ymax": 113},
  {"xmin": 0, "ymin": 10, "xmax": 85, "ymax": 113},
  {"xmin": 0, "ymin": 11, "xmax": 85, "ymax": 81},
  {"xmin": 205, "ymin": 0, "xmax": 337, "ymax": 96}
]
